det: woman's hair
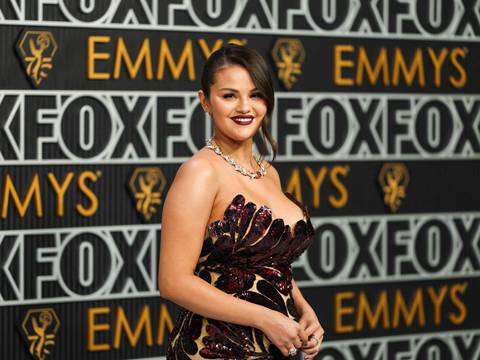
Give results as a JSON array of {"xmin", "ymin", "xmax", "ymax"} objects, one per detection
[{"xmin": 201, "ymin": 43, "xmax": 277, "ymax": 160}]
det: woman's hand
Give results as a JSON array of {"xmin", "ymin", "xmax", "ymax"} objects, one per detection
[
  {"xmin": 258, "ymin": 310, "xmax": 309, "ymax": 357},
  {"xmin": 298, "ymin": 306, "xmax": 324, "ymax": 359}
]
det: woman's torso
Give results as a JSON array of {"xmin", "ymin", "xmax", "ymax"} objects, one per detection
[
  {"xmin": 167, "ymin": 148, "xmax": 315, "ymax": 359},
  {"xmin": 200, "ymin": 147, "xmax": 306, "ymax": 230}
]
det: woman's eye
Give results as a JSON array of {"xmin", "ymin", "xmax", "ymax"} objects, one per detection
[
  {"xmin": 251, "ymin": 93, "xmax": 261, "ymax": 98},
  {"xmin": 222, "ymin": 94, "xmax": 235, "ymax": 99}
]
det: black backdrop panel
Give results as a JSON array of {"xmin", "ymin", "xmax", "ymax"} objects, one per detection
[{"xmin": 1, "ymin": 1, "xmax": 479, "ymax": 359}]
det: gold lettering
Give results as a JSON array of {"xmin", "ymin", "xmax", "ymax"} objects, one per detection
[
  {"xmin": 157, "ymin": 39, "xmax": 195, "ymax": 80},
  {"xmin": 329, "ymin": 165, "xmax": 349, "ymax": 208},
  {"xmin": 305, "ymin": 167, "xmax": 328, "ymax": 208},
  {"xmin": 198, "ymin": 39, "xmax": 224, "ymax": 59},
  {"xmin": 334, "ymin": 45, "xmax": 354, "ymax": 86},
  {"xmin": 47, "ymin": 172, "xmax": 74, "ymax": 216},
  {"xmin": 156, "ymin": 304, "xmax": 174, "ymax": 345},
  {"xmin": 1, "ymin": 174, "xmax": 42, "ymax": 218},
  {"xmin": 356, "ymin": 47, "xmax": 389, "ymax": 86},
  {"xmin": 87, "ymin": 36, "xmax": 111, "ymax": 80},
  {"xmin": 449, "ymin": 48, "xmax": 467, "ymax": 88},
  {"xmin": 392, "ymin": 48, "xmax": 425, "ymax": 87},
  {"xmin": 426, "ymin": 285, "xmax": 448, "ymax": 325},
  {"xmin": 76, "ymin": 171, "xmax": 99, "ymax": 217},
  {"xmin": 427, "ymin": 48, "xmax": 448, "ymax": 87},
  {"xmin": 113, "ymin": 305, "xmax": 153, "ymax": 349},
  {"xmin": 113, "ymin": 37, "xmax": 153, "ymax": 80},
  {"xmin": 87, "ymin": 307, "xmax": 111, "ymax": 351},
  {"xmin": 227, "ymin": 39, "xmax": 247, "ymax": 46},
  {"xmin": 356, "ymin": 290, "xmax": 390, "ymax": 330},
  {"xmin": 335, "ymin": 291, "xmax": 355, "ymax": 333},
  {"xmin": 285, "ymin": 168, "xmax": 302, "ymax": 202},
  {"xmin": 392, "ymin": 288, "xmax": 425, "ymax": 327},
  {"xmin": 449, "ymin": 282, "xmax": 467, "ymax": 325}
]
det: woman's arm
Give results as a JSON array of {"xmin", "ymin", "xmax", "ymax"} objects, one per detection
[
  {"xmin": 158, "ymin": 156, "xmax": 307, "ymax": 356},
  {"xmin": 291, "ymin": 279, "xmax": 314, "ymax": 316}
]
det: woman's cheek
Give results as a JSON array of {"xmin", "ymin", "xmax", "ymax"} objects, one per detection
[{"xmin": 212, "ymin": 99, "xmax": 233, "ymax": 115}]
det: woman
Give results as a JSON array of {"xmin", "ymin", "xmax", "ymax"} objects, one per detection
[{"xmin": 159, "ymin": 44, "xmax": 324, "ymax": 359}]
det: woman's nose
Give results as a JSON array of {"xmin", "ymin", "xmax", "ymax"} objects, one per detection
[{"xmin": 236, "ymin": 96, "xmax": 251, "ymax": 113}]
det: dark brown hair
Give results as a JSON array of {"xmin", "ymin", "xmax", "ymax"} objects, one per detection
[{"xmin": 201, "ymin": 44, "xmax": 277, "ymax": 160}]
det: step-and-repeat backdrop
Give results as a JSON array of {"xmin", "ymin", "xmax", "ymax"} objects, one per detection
[{"xmin": 1, "ymin": 1, "xmax": 479, "ymax": 359}]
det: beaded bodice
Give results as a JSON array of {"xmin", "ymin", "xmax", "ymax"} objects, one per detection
[
  {"xmin": 195, "ymin": 191, "xmax": 315, "ymax": 295},
  {"xmin": 167, "ymin": 191, "xmax": 315, "ymax": 359}
]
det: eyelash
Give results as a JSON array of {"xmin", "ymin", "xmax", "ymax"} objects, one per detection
[{"xmin": 222, "ymin": 93, "xmax": 261, "ymax": 99}]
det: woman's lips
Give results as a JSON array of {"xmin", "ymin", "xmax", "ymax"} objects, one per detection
[{"xmin": 231, "ymin": 116, "xmax": 254, "ymax": 125}]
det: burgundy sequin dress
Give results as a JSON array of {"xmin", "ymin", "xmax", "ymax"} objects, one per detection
[{"xmin": 167, "ymin": 191, "xmax": 315, "ymax": 359}]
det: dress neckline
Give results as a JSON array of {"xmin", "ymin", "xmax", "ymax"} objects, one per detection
[{"xmin": 205, "ymin": 191, "xmax": 309, "ymax": 239}]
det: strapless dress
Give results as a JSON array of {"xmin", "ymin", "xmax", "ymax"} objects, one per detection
[{"xmin": 166, "ymin": 191, "xmax": 315, "ymax": 359}]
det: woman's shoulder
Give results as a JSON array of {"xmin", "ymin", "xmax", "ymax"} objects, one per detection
[
  {"xmin": 176, "ymin": 148, "xmax": 217, "ymax": 181},
  {"xmin": 167, "ymin": 148, "xmax": 220, "ymax": 205}
]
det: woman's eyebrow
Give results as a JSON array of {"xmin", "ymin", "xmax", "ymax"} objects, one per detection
[{"xmin": 219, "ymin": 87, "xmax": 258, "ymax": 92}]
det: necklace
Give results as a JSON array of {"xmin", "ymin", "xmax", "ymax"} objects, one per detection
[{"xmin": 205, "ymin": 137, "xmax": 267, "ymax": 180}]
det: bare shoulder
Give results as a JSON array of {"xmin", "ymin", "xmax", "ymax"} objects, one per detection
[
  {"xmin": 159, "ymin": 149, "xmax": 220, "ymax": 281},
  {"xmin": 160, "ymin": 149, "xmax": 219, "ymax": 246},
  {"xmin": 169, "ymin": 149, "xmax": 219, "ymax": 198},
  {"xmin": 176, "ymin": 150, "xmax": 216, "ymax": 181}
]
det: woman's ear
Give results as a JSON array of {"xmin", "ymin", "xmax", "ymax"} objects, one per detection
[{"xmin": 198, "ymin": 90, "xmax": 210, "ymax": 113}]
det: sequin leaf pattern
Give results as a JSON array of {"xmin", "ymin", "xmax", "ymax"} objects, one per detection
[{"xmin": 167, "ymin": 191, "xmax": 315, "ymax": 359}]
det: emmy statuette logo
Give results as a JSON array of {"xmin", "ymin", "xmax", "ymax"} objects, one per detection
[
  {"xmin": 16, "ymin": 30, "xmax": 58, "ymax": 87},
  {"xmin": 271, "ymin": 38, "xmax": 305, "ymax": 89},
  {"xmin": 129, "ymin": 167, "xmax": 167, "ymax": 220},
  {"xmin": 378, "ymin": 163, "xmax": 410, "ymax": 212},
  {"xmin": 21, "ymin": 308, "xmax": 60, "ymax": 360}
]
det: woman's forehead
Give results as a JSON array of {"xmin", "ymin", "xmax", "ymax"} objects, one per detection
[{"xmin": 211, "ymin": 65, "xmax": 255, "ymax": 87}]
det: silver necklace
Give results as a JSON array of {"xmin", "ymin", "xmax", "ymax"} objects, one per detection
[{"xmin": 205, "ymin": 137, "xmax": 267, "ymax": 180}]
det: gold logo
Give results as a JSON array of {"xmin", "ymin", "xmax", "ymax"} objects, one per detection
[
  {"xmin": 16, "ymin": 30, "xmax": 58, "ymax": 87},
  {"xmin": 271, "ymin": 38, "xmax": 305, "ymax": 89},
  {"xmin": 129, "ymin": 167, "xmax": 166, "ymax": 220},
  {"xmin": 378, "ymin": 163, "xmax": 410, "ymax": 212},
  {"xmin": 21, "ymin": 308, "xmax": 60, "ymax": 360}
]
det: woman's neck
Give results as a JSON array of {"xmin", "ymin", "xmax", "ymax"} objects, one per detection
[{"xmin": 211, "ymin": 134, "xmax": 258, "ymax": 169}]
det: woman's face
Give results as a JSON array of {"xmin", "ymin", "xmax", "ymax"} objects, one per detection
[{"xmin": 199, "ymin": 65, "xmax": 267, "ymax": 143}]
